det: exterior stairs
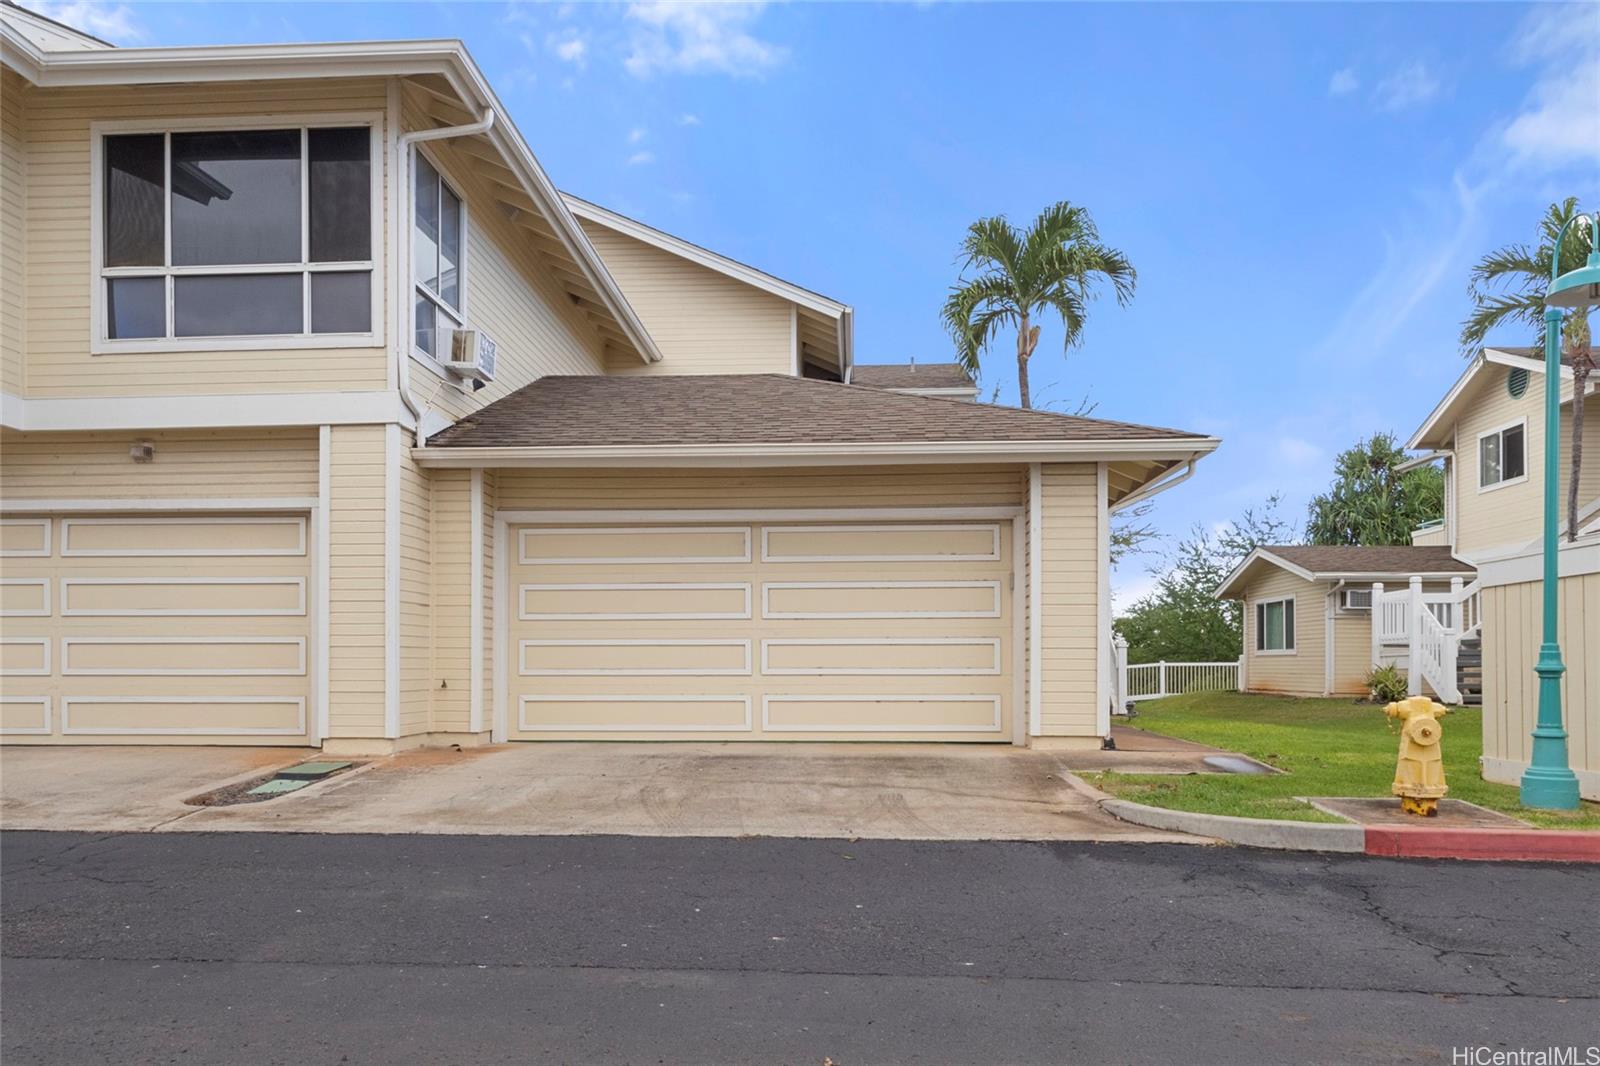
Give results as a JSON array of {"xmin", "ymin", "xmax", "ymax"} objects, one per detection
[{"xmin": 1456, "ymin": 636, "xmax": 1482, "ymax": 707}]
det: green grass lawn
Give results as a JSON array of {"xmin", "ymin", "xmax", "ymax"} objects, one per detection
[{"xmin": 1090, "ymin": 691, "xmax": 1600, "ymax": 830}]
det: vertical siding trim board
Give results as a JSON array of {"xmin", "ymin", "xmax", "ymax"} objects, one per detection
[
  {"xmin": 1011, "ymin": 514, "xmax": 1027, "ymax": 746},
  {"xmin": 790, "ymin": 305, "xmax": 800, "ymax": 377},
  {"xmin": 492, "ymin": 515, "xmax": 510, "ymax": 743},
  {"xmin": 384, "ymin": 423, "xmax": 401, "ymax": 739},
  {"xmin": 1028, "ymin": 463, "xmax": 1043, "ymax": 737},
  {"xmin": 469, "ymin": 467, "xmax": 485, "ymax": 734},
  {"xmin": 314, "ymin": 425, "xmax": 332, "ymax": 745},
  {"xmin": 1095, "ymin": 462, "xmax": 1111, "ymax": 739}
]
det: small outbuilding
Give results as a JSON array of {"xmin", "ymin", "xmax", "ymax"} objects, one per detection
[{"xmin": 1215, "ymin": 545, "xmax": 1476, "ymax": 699}]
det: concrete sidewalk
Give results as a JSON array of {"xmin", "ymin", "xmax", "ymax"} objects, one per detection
[{"xmin": 1, "ymin": 744, "xmax": 1200, "ymax": 843}]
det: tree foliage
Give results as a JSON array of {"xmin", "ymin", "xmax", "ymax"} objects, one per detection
[
  {"xmin": 941, "ymin": 201, "xmax": 1134, "ymax": 409},
  {"xmin": 1114, "ymin": 496, "xmax": 1295, "ymax": 665},
  {"xmin": 1460, "ymin": 197, "xmax": 1593, "ymax": 542},
  {"xmin": 1304, "ymin": 433, "xmax": 1443, "ymax": 546}
]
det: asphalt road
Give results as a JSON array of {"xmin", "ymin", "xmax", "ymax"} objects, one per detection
[{"xmin": 3, "ymin": 832, "xmax": 1597, "ymax": 1065}]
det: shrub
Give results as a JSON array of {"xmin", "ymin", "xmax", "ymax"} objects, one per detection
[{"xmin": 1365, "ymin": 663, "xmax": 1408, "ymax": 704}]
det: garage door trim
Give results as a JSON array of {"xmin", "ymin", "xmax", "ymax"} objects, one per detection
[{"xmin": 492, "ymin": 505, "xmax": 1026, "ymax": 745}]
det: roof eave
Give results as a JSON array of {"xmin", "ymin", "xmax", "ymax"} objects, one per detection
[{"xmin": 412, "ymin": 437, "xmax": 1221, "ymax": 469}]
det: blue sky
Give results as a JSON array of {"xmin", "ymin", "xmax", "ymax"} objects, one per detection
[{"xmin": 32, "ymin": 0, "xmax": 1600, "ymax": 605}]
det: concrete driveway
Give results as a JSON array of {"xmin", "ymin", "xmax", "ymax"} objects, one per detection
[{"xmin": 1, "ymin": 743, "xmax": 1197, "ymax": 843}]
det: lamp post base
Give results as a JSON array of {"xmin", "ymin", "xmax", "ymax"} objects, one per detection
[
  {"xmin": 1521, "ymin": 762, "xmax": 1581, "ymax": 810},
  {"xmin": 1521, "ymin": 646, "xmax": 1581, "ymax": 810}
]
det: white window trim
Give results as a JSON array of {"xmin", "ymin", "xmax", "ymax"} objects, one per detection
[
  {"xmin": 1254, "ymin": 595, "xmax": 1297, "ymax": 656},
  {"xmin": 89, "ymin": 112, "xmax": 385, "ymax": 356},
  {"xmin": 408, "ymin": 142, "xmax": 470, "ymax": 380},
  {"xmin": 1476, "ymin": 417, "xmax": 1529, "ymax": 494}
]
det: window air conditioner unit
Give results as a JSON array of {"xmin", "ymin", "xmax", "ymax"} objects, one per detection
[
  {"xmin": 1339, "ymin": 588, "xmax": 1372, "ymax": 611},
  {"xmin": 447, "ymin": 328, "xmax": 497, "ymax": 383}
]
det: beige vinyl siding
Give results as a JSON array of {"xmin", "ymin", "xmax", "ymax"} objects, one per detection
[
  {"xmin": 1241, "ymin": 569, "xmax": 1324, "ymax": 697},
  {"xmin": 398, "ymin": 437, "xmax": 430, "ymax": 736},
  {"xmin": 1410, "ymin": 524, "xmax": 1448, "ymax": 547},
  {"xmin": 0, "ymin": 428, "xmax": 317, "ymax": 500},
  {"xmin": 577, "ymin": 222, "xmax": 795, "ymax": 377},
  {"xmin": 403, "ymin": 130, "xmax": 606, "ymax": 425},
  {"xmin": 326, "ymin": 424, "xmax": 386, "ymax": 739},
  {"xmin": 1453, "ymin": 366, "xmax": 1596, "ymax": 558},
  {"xmin": 2, "ymin": 68, "xmax": 26, "ymax": 396},
  {"xmin": 1330, "ymin": 605, "xmax": 1372, "ymax": 696},
  {"xmin": 1482, "ymin": 569, "xmax": 1598, "ymax": 785},
  {"xmin": 496, "ymin": 465, "xmax": 1026, "ymax": 511},
  {"xmin": 20, "ymin": 78, "xmax": 390, "ymax": 398},
  {"xmin": 1036, "ymin": 464, "xmax": 1100, "ymax": 736},
  {"xmin": 428, "ymin": 468, "xmax": 471, "ymax": 733}
]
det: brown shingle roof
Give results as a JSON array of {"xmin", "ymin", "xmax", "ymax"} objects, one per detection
[
  {"xmin": 851, "ymin": 363, "xmax": 975, "ymax": 391},
  {"xmin": 1263, "ymin": 545, "xmax": 1474, "ymax": 575},
  {"xmin": 426, "ymin": 374, "xmax": 1208, "ymax": 449}
]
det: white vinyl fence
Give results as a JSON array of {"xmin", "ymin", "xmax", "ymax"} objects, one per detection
[{"xmin": 1112, "ymin": 637, "xmax": 1243, "ymax": 707}]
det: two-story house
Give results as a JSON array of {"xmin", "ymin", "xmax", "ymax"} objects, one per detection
[
  {"xmin": 0, "ymin": 5, "xmax": 1217, "ymax": 755},
  {"xmin": 1405, "ymin": 343, "xmax": 1599, "ymax": 799}
]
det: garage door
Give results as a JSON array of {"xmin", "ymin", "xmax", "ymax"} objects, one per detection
[
  {"xmin": 0, "ymin": 514, "xmax": 312, "ymax": 745},
  {"xmin": 506, "ymin": 519, "xmax": 1015, "ymax": 741}
]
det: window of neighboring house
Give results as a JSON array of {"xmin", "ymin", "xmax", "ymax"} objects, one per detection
[
  {"xmin": 98, "ymin": 124, "xmax": 376, "ymax": 346},
  {"xmin": 1478, "ymin": 421, "xmax": 1527, "ymax": 491},
  {"xmin": 1255, "ymin": 597, "xmax": 1295, "ymax": 653},
  {"xmin": 412, "ymin": 152, "xmax": 465, "ymax": 361}
]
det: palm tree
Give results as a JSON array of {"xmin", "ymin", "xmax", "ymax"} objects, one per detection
[
  {"xmin": 942, "ymin": 202, "xmax": 1135, "ymax": 410},
  {"xmin": 1460, "ymin": 198, "xmax": 1594, "ymax": 541}
]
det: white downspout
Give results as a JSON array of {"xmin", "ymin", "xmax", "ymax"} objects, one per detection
[{"xmin": 393, "ymin": 105, "xmax": 496, "ymax": 430}]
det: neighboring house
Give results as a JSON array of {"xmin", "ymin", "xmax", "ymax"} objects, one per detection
[
  {"xmin": 849, "ymin": 362, "xmax": 979, "ymax": 401},
  {"xmin": 0, "ymin": 6, "xmax": 1218, "ymax": 753},
  {"xmin": 1215, "ymin": 546, "xmax": 1475, "ymax": 699},
  {"xmin": 1405, "ymin": 344, "xmax": 1600, "ymax": 799}
]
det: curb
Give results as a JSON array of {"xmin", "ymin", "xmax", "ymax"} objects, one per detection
[
  {"xmin": 1364, "ymin": 826, "xmax": 1600, "ymax": 863},
  {"xmin": 1067, "ymin": 773, "xmax": 1600, "ymax": 862}
]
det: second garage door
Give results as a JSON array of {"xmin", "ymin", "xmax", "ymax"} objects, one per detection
[{"xmin": 506, "ymin": 519, "xmax": 1016, "ymax": 741}]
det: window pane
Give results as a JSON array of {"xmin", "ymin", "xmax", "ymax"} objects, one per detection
[
  {"xmin": 174, "ymin": 273, "xmax": 301, "ymax": 336},
  {"xmin": 1284, "ymin": 600, "xmax": 1295, "ymax": 649},
  {"xmin": 414, "ymin": 290, "xmax": 436, "ymax": 356},
  {"xmin": 439, "ymin": 183, "xmax": 461, "ymax": 310},
  {"xmin": 414, "ymin": 155, "xmax": 440, "ymax": 294},
  {"xmin": 1502, "ymin": 425, "xmax": 1526, "ymax": 481},
  {"xmin": 171, "ymin": 130, "xmax": 301, "ymax": 266},
  {"xmin": 104, "ymin": 134, "xmax": 165, "ymax": 267},
  {"xmin": 1263, "ymin": 602, "xmax": 1284, "ymax": 650},
  {"xmin": 106, "ymin": 276, "xmax": 165, "ymax": 338},
  {"xmin": 1480, "ymin": 433, "xmax": 1501, "ymax": 485},
  {"xmin": 308, "ymin": 127, "xmax": 371, "ymax": 263},
  {"xmin": 310, "ymin": 271, "xmax": 371, "ymax": 334}
]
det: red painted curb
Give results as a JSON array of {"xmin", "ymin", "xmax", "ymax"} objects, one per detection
[{"xmin": 1364, "ymin": 826, "xmax": 1600, "ymax": 863}]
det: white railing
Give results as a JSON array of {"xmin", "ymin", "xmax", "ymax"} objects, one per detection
[
  {"xmin": 1369, "ymin": 575, "xmax": 1476, "ymax": 702},
  {"xmin": 1113, "ymin": 639, "xmax": 1243, "ymax": 706}
]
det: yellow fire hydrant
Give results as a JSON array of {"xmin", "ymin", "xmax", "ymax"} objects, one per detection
[{"xmin": 1385, "ymin": 696, "xmax": 1449, "ymax": 816}]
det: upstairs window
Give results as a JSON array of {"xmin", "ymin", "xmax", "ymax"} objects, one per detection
[
  {"xmin": 1255, "ymin": 597, "xmax": 1295, "ymax": 653},
  {"xmin": 98, "ymin": 122, "xmax": 377, "ymax": 346},
  {"xmin": 412, "ymin": 153, "xmax": 465, "ymax": 360},
  {"xmin": 1478, "ymin": 421, "xmax": 1526, "ymax": 490}
]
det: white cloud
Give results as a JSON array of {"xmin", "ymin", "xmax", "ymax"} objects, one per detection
[
  {"xmin": 1327, "ymin": 67, "xmax": 1359, "ymax": 96},
  {"xmin": 626, "ymin": 150, "xmax": 656, "ymax": 166},
  {"xmin": 1500, "ymin": 6, "xmax": 1600, "ymax": 169},
  {"xmin": 678, "ymin": 113, "xmax": 702, "ymax": 126},
  {"xmin": 551, "ymin": 33, "xmax": 589, "ymax": 68},
  {"xmin": 19, "ymin": 0, "xmax": 142, "ymax": 42},
  {"xmin": 628, "ymin": 126, "xmax": 647, "ymax": 144},
  {"xmin": 1371, "ymin": 60, "xmax": 1441, "ymax": 112},
  {"xmin": 623, "ymin": 1, "xmax": 786, "ymax": 78}
]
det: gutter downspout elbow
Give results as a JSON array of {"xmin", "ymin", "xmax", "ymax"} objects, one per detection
[{"xmin": 394, "ymin": 107, "xmax": 496, "ymax": 431}]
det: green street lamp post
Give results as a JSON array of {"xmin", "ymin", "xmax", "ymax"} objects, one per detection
[{"xmin": 1520, "ymin": 210, "xmax": 1600, "ymax": 811}]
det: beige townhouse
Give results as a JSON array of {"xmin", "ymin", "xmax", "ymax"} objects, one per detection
[
  {"xmin": 1405, "ymin": 344, "xmax": 1600, "ymax": 798},
  {"xmin": 0, "ymin": 5, "xmax": 1216, "ymax": 754}
]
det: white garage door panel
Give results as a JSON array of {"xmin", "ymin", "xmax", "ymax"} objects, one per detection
[
  {"xmin": 521, "ymin": 695, "xmax": 752, "ymax": 733},
  {"xmin": 507, "ymin": 519, "xmax": 1015, "ymax": 742},
  {"xmin": 521, "ymin": 639, "xmax": 752, "ymax": 676},
  {"xmin": 0, "ymin": 511, "xmax": 313, "ymax": 745}
]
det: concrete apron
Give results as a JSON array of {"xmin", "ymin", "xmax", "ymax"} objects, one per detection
[{"xmin": 1, "ymin": 743, "xmax": 1201, "ymax": 843}]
